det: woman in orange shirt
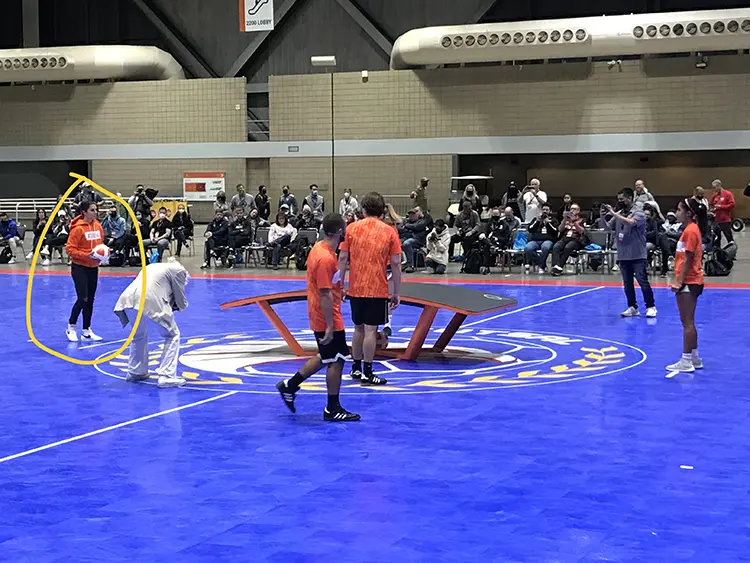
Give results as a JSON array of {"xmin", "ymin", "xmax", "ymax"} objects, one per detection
[
  {"xmin": 667, "ymin": 197, "xmax": 708, "ymax": 374},
  {"xmin": 65, "ymin": 200, "xmax": 105, "ymax": 342}
]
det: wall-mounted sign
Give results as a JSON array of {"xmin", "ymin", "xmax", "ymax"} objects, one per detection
[
  {"xmin": 183, "ymin": 172, "xmax": 226, "ymax": 202},
  {"xmin": 241, "ymin": 0, "xmax": 275, "ymax": 32}
]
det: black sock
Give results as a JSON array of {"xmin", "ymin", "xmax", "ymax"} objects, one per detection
[
  {"xmin": 286, "ymin": 372, "xmax": 306, "ymax": 392},
  {"xmin": 327, "ymin": 394, "xmax": 341, "ymax": 410},
  {"xmin": 364, "ymin": 361, "xmax": 373, "ymax": 376},
  {"xmin": 352, "ymin": 359, "xmax": 362, "ymax": 373}
]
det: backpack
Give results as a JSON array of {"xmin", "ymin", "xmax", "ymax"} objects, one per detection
[
  {"xmin": 0, "ymin": 246, "xmax": 12, "ymax": 264},
  {"xmin": 108, "ymin": 252, "xmax": 125, "ymax": 267},
  {"xmin": 461, "ymin": 248, "xmax": 482, "ymax": 274},
  {"xmin": 723, "ymin": 242, "xmax": 737, "ymax": 263},
  {"xmin": 705, "ymin": 258, "xmax": 730, "ymax": 277},
  {"xmin": 295, "ymin": 243, "xmax": 311, "ymax": 271}
]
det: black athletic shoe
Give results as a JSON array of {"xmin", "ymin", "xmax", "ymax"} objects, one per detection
[
  {"xmin": 350, "ymin": 369, "xmax": 363, "ymax": 381},
  {"xmin": 361, "ymin": 373, "xmax": 387, "ymax": 386},
  {"xmin": 276, "ymin": 380, "xmax": 296, "ymax": 413},
  {"xmin": 324, "ymin": 407, "xmax": 361, "ymax": 422},
  {"xmin": 383, "ymin": 326, "xmax": 392, "ymax": 338}
]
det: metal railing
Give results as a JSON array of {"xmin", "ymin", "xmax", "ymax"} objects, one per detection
[
  {"xmin": 0, "ymin": 197, "xmax": 118, "ymax": 225},
  {"xmin": 384, "ymin": 194, "xmax": 416, "ymax": 217}
]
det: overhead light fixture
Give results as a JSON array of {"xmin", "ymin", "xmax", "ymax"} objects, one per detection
[{"xmin": 310, "ymin": 55, "xmax": 337, "ymax": 67}]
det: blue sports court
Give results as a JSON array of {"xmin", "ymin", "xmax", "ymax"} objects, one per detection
[{"xmin": 2, "ymin": 270, "xmax": 748, "ymax": 562}]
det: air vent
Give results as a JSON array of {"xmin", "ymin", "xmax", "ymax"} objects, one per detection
[
  {"xmin": 58, "ymin": 57, "xmax": 67, "ymax": 68},
  {"xmin": 453, "ymin": 36, "xmax": 463, "ymax": 46},
  {"xmin": 713, "ymin": 21, "xmax": 724, "ymax": 33},
  {"xmin": 441, "ymin": 36, "xmax": 451, "ymax": 48},
  {"xmin": 699, "ymin": 21, "xmax": 711, "ymax": 33},
  {"xmin": 563, "ymin": 29, "xmax": 573, "ymax": 41},
  {"xmin": 743, "ymin": 20, "xmax": 750, "ymax": 32},
  {"xmin": 633, "ymin": 26, "xmax": 644, "ymax": 38},
  {"xmin": 646, "ymin": 25, "xmax": 657, "ymax": 37},
  {"xmin": 513, "ymin": 32, "xmax": 523, "ymax": 44},
  {"xmin": 551, "ymin": 30, "xmax": 561, "ymax": 42},
  {"xmin": 538, "ymin": 30, "xmax": 548, "ymax": 42},
  {"xmin": 466, "ymin": 35, "xmax": 475, "ymax": 46},
  {"xmin": 659, "ymin": 24, "xmax": 670, "ymax": 36},
  {"xmin": 501, "ymin": 33, "xmax": 511, "ymax": 44},
  {"xmin": 477, "ymin": 34, "xmax": 487, "ymax": 45},
  {"xmin": 687, "ymin": 23, "xmax": 697, "ymax": 35},
  {"xmin": 673, "ymin": 23, "xmax": 684, "ymax": 36},
  {"xmin": 489, "ymin": 33, "xmax": 499, "ymax": 45},
  {"xmin": 525, "ymin": 32, "xmax": 535, "ymax": 43},
  {"xmin": 575, "ymin": 29, "xmax": 586, "ymax": 40},
  {"xmin": 728, "ymin": 20, "xmax": 739, "ymax": 32}
]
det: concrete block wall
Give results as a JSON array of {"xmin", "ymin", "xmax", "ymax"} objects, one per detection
[{"xmin": 0, "ymin": 78, "xmax": 246, "ymax": 146}]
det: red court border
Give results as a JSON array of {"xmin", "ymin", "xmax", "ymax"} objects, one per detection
[{"xmin": 3, "ymin": 268, "xmax": 750, "ymax": 289}]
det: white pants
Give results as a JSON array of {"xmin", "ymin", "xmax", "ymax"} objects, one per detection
[
  {"xmin": 0, "ymin": 236, "xmax": 22, "ymax": 258},
  {"xmin": 127, "ymin": 313, "xmax": 181, "ymax": 378}
]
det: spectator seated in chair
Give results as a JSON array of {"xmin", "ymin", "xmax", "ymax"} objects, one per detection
[
  {"xmin": 102, "ymin": 204, "xmax": 127, "ymax": 254},
  {"xmin": 248, "ymin": 207, "xmax": 270, "ymax": 242},
  {"xmin": 201, "ymin": 209, "xmax": 230, "ymax": 269},
  {"xmin": 172, "ymin": 204, "xmax": 194, "ymax": 258},
  {"xmin": 449, "ymin": 201, "xmax": 481, "ymax": 260},
  {"xmin": 424, "ymin": 218, "xmax": 450, "ymax": 275},
  {"xmin": 266, "ymin": 211, "xmax": 297, "ymax": 270},
  {"xmin": 0, "ymin": 212, "xmax": 24, "ymax": 265},
  {"xmin": 551, "ymin": 203, "xmax": 585, "ymax": 276},
  {"xmin": 226, "ymin": 207, "xmax": 254, "ymax": 268},
  {"xmin": 27, "ymin": 209, "xmax": 49, "ymax": 263},
  {"xmin": 146, "ymin": 207, "xmax": 172, "ymax": 263},
  {"xmin": 400, "ymin": 206, "xmax": 433, "ymax": 273},
  {"xmin": 122, "ymin": 211, "xmax": 152, "ymax": 263},
  {"xmin": 481, "ymin": 206, "xmax": 520, "ymax": 271},
  {"xmin": 41, "ymin": 210, "xmax": 71, "ymax": 264},
  {"xmin": 525, "ymin": 203, "xmax": 559, "ymax": 274},
  {"xmin": 644, "ymin": 204, "xmax": 672, "ymax": 278},
  {"xmin": 296, "ymin": 205, "xmax": 320, "ymax": 231}
]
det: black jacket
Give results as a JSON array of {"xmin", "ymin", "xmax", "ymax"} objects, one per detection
[
  {"xmin": 400, "ymin": 213, "xmax": 434, "ymax": 246},
  {"xmin": 172, "ymin": 211, "xmax": 194, "ymax": 237},
  {"xmin": 130, "ymin": 217, "xmax": 151, "ymax": 240},
  {"xmin": 229, "ymin": 216, "xmax": 252, "ymax": 238},
  {"xmin": 528, "ymin": 215, "xmax": 559, "ymax": 242},
  {"xmin": 255, "ymin": 193, "xmax": 270, "ymax": 220},
  {"xmin": 206, "ymin": 218, "xmax": 229, "ymax": 245},
  {"xmin": 645, "ymin": 217, "xmax": 660, "ymax": 244},
  {"xmin": 485, "ymin": 217, "xmax": 519, "ymax": 249}
]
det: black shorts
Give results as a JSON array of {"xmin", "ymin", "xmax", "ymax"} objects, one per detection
[
  {"xmin": 315, "ymin": 330, "xmax": 349, "ymax": 364},
  {"xmin": 678, "ymin": 283, "xmax": 704, "ymax": 298},
  {"xmin": 349, "ymin": 297, "xmax": 389, "ymax": 327}
]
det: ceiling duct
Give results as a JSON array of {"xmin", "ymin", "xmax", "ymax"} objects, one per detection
[
  {"xmin": 0, "ymin": 45, "xmax": 184, "ymax": 85},
  {"xmin": 391, "ymin": 8, "xmax": 750, "ymax": 69}
]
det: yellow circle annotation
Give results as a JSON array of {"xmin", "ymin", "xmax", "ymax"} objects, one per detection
[{"xmin": 25, "ymin": 172, "xmax": 148, "ymax": 366}]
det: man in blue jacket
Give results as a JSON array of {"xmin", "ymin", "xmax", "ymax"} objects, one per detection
[
  {"xmin": 102, "ymin": 205, "xmax": 127, "ymax": 252},
  {"xmin": 0, "ymin": 212, "xmax": 23, "ymax": 264}
]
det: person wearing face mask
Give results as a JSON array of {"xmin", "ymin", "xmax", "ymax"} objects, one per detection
[
  {"xmin": 278, "ymin": 185, "xmax": 298, "ymax": 215},
  {"xmin": 425, "ymin": 218, "xmax": 450, "ymax": 274},
  {"xmin": 280, "ymin": 204, "xmax": 299, "ymax": 229},
  {"xmin": 297, "ymin": 205, "xmax": 319, "ymax": 230},
  {"xmin": 550, "ymin": 203, "xmax": 585, "ymax": 276},
  {"xmin": 102, "ymin": 205, "xmax": 127, "ymax": 254},
  {"xmin": 460, "ymin": 184, "xmax": 481, "ymax": 213},
  {"xmin": 229, "ymin": 184, "xmax": 255, "ymax": 216},
  {"xmin": 411, "ymin": 177, "xmax": 430, "ymax": 212},
  {"xmin": 525, "ymin": 203, "xmax": 559, "ymax": 274},
  {"xmin": 605, "ymin": 188, "xmax": 656, "ymax": 318},
  {"xmin": 214, "ymin": 191, "xmax": 230, "ymax": 219},
  {"xmin": 339, "ymin": 189, "xmax": 359, "ymax": 216},
  {"xmin": 147, "ymin": 207, "xmax": 173, "ymax": 263},
  {"xmin": 304, "ymin": 184, "xmax": 325, "ymax": 222},
  {"xmin": 0, "ymin": 212, "xmax": 23, "ymax": 265},
  {"xmin": 254, "ymin": 185, "xmax": 270, "ymax": 220},
  {"xmin": 114, "ymin": 259, "xmax": 190, "ymax": 388},
  {"xmin": 171, "ymin": 204, "xmax": 194, "ymax": 258},
  {"xmin": 202, "ymin": 209, "xmax": 230, "ymax": 269}
]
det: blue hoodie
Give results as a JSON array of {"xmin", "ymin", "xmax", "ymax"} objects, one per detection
[{"xmin": 0, "ymin": 218, "xmax": 18, "ymax": 240}]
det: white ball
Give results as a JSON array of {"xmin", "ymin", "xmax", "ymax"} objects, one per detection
[{"xmin": 92, "ymin": 244, "xmax": 110, "ymax": 264}]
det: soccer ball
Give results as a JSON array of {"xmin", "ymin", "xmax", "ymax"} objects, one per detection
[{"xmin": 91, "ymin": 244, "xmax": 110, "ymax": 264}]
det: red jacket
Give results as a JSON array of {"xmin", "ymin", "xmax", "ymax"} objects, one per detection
[
  {"xmin": 711, "ymin": 189, "xmax": 735, "ymax": 224},
  {"xmin": 65, "ymin": 216, "xmax": 104, "ymax": 268}
]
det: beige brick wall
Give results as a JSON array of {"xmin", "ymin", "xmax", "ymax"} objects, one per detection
[
  {"xmin": 0, "ymin": 78, "xmax": 246, "ymax": 146},
  {"xmin": 269, "ymin": 155, "xmax": 453, "ymax": 215},
  {"xmin": 246, "ymin": 158, "xmax": 271, "ymax": 191},
  {"xmin": 91, "ymin": 158, "xmax": 247, "ymax": 222},
  {"xmin": 271, "ymin": 61, "xmax": 750, "ymax": 141}
]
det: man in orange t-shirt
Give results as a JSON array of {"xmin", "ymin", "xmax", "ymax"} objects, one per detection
[
  {"xmin": 276, "ymin": 213, "xmax": 360, "ymax": 422},
  {"xmin": 337, "ymin": 192, "xmax": 402, "ymax": 386}
]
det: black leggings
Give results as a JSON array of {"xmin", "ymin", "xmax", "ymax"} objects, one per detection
[{"xmin": 69, "ymin": 263, "xmax": 99, "ymax": 329}]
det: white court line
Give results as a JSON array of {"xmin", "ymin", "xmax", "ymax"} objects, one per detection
[
  {"xmin": 463, "ymin": 286, "xmax": 606, "ymax": 328},
  {"xmin": 0, "ymin": 391, "xmax": 237, "ymax": 464}
]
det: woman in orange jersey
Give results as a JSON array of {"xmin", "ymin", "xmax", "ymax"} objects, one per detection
[
  {"xmin": 65, "ymin": 200, "xmax": 105, "ymax": 342},
  {"xmin": 666, "ymin": 197, "xmax": 708, "ymax": 374}
]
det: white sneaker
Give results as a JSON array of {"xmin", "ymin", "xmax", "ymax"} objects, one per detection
[
  {"xmin": 41, "ymin": 258, "xmax": 50, "ymax": 266},
  {"xmin": 25, "ymin": 252, "xmax": 33, "ymax": 260},
  {"xmin": 645, "ymin": 307, "xmax": 657, "ymax": 318},
  {"xmin": 612, "ymin": 264, "xmax": 620, "ymax": 272},
  {"xmin": 621, "ymin": 307, "xmax": 640, "ymax": 317},
  {"xmin": 538, "ymin": 267, "xmax": 546, "ymax": 274},
  {"xmin": 524, "ymin": 264, "xmax": 531, "ymax": 273},
  {"xmin": 81, "ymin": 329, "xmax": 103, "ymax": 341},
  {"xmin": 667, "ymin": 358, "xmax": 695, "ymax": 373},
  {"xmin": 7, "ymin": 258, "xmax": 15, "ymax": 265},
  {"xmin": 692, "ymin": 357, "xmax": 704, "ymax": 369},
  {"xmin": 157, "ymin": 375, "xmax": 186, "ymax": 388},
  {"xmin": 66, "ymin": 325, "xmax": 78, "ymax": 342}
]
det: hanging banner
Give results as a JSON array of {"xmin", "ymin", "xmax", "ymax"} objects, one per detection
[
  {"xmin": 240, "ymin": 0, "xmax": 275, "ymax": 32},
  {"xmin": 183, "ymin": 172, "xmax": 226, "ymax": 202}
]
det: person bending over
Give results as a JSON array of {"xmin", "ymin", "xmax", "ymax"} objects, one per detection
[
  {"xmin": 276, "ymin": 214, "xmax": 360, "ymax": 421},
  {"xmin": 338, "ymin": 192, "xmax": 401, "ymax": 386},
  {"xmin": 425, "ymin": 219, "xmax": 450, "ymax": 274},
  {"xmin": 115, "ymin": 260, "xmax": 189, "ymax": 388}
]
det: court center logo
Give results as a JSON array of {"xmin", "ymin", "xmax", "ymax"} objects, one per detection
[{"xmin": 95, "ymin": 327, "xmax": 645, "ymax": 395}]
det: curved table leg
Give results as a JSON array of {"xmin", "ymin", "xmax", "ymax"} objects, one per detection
[
  {"xmin": 432, "ymin": 312, "xmax": 468, "ymax": 353},
  {"xmin": 400, "ymin": 305, "xmax": 439, "ymax": 361},
  {"xmin": 257, "ymin": 301, "xmax": 309, "ymax": 357}
]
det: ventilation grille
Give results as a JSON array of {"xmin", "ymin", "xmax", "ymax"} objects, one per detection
[
  {"xmin": 0, "ymin": 55, "xmax": 69, "ymax": 71},
  {"xmin": 633, "ymin": 18, "xmax": 750, "ymax": 39},
  {"xmin": 441, "ymin": 28, "xmax": 589, "ymax": 49}
]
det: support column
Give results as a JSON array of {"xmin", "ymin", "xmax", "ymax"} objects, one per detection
[{"xmin": 22, "ymin": 0, "xmax": 40, "ymax": 47}]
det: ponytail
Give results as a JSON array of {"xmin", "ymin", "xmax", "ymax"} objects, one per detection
[{"xmin": 685, "ymin": 198, "xmax": 708, "ymax": 237}]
